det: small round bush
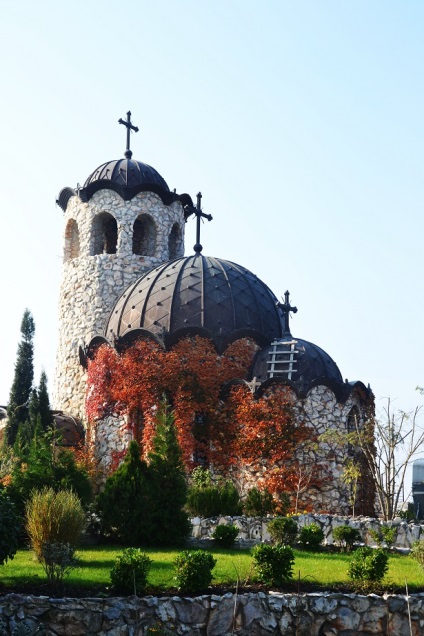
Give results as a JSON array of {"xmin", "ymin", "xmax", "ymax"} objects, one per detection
[
  {"xmin": 369, "ymin": 526, "xmax": 397, "ymax": 548},
  {"xmin": 267, "ymin": 517, "xmax": 298, "ymax": 546},
  {"xmin": 332, "ymin": 525, "xmax": 361, "ymax": 552},
  {"xmin": 243, "ymin": 487, "xmax": 276, "ymax": 517},
  {"xmin": 347, "ymin": 547, "xmax": 388, "ymax": 589},
  {"xmin": 298, "ymin": 523, "xmax": 324, "ymax": 551},
  {"xmin": 174, "ymin": 550, "xmax": 217, "ymax": 592},
  {"xmin": 252, "ymin": 544, "xmax": 294, "ymax": 586},
  {"xmin": 212, "ymin": 524, "xmax": 239, "ymax": 548},
  {"xmin": 110, "ymin": 548, "xmax": 152, "ymax": 595},
  {"xmin": 411, "ymin": 539, "xmax": 424, "ymax": 569}
]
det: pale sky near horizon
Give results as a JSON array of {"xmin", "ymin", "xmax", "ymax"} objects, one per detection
[{"xmin": 1, "ymin": 1, "xmax": 424, "ymax": 472}]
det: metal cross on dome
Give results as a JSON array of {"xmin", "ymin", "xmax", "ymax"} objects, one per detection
[
  {"xmin": 193, "ymin": 192, "xmax": 213, "ymax": 254},
  {"xmin": 277, "ymin": 290, "xmax": 298, "ymax": 335},
  {"xmin": 118, "ymin": 111, "xmax": 139, "ymax": 159}
]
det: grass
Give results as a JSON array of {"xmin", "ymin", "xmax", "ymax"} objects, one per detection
[{"xmin": 1, "ymin": 546, "xmax": 424, "ymax": 596}]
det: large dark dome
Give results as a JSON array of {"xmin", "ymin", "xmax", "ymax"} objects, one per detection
[{"xmin": 105, "ymin": 254, "xmax": 284, "ymax": 352}]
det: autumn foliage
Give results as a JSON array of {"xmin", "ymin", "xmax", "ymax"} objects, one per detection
[{"xmin": 86, "ymin": 335, "xmax": 323, "ymax": 506}]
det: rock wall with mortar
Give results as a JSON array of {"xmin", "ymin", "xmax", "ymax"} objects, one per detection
[
  {"xmin": 1, "ymin": 592, "xmax": 423, "ymax": 635},
  {"xmin": 190, "ymin": 513, "xmax": 423, "ymax": 550},
  {"xmin": 229, "ymin": 384, "xmax": 370, "ymax": 516},
  {"xmin": 53, "ymin": 190, "xmax": 185, "ymax": 419}
]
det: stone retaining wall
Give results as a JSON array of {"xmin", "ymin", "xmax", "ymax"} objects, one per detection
[
  {"xmin": 0, "ymin": 591, "xmax": 423, "ymax": 635},
  {"xmin": 191, "ymin": 513, "xmax": 424, "ymax": 550}
]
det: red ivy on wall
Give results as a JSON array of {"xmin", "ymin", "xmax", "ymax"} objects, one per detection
[{"xmin": 85, "ymin": 335, "xmax": 324, "ymax": 501}]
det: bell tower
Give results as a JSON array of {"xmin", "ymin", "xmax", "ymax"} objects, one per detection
[{"xmin": 53, "ymin": 113, "xmax": 193, "ymax": 419}]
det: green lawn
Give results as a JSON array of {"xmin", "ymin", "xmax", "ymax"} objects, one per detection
[{"xmin": 1, "ymin": 546, "xmax": 424, "ymax": 595}]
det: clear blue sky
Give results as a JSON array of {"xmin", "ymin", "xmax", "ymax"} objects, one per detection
[{"xmin": 1, "ymin": 0, "xmax": 423, "ymax": 434}]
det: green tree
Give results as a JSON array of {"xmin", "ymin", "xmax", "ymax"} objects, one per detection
[
  {"xmin": 6, "ymin": 310, "xmax": 35, "ymax": 446},
  {"xmin": 7, "ymin": 427, "xmax": 92, "ymax": 517},
  {"xmin": 148, "ymin": 400, "xmax": 191, "ymax": 546},
  {"xmin": 37, "ymin": 371, "xmax": 54, "ymax": 432},
  {"xmin": 96, "ymin": 440, "xmax": 155, "ymax": 545}
]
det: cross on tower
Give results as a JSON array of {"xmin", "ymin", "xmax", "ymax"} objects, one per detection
[
  {"xmin": 118, "ymin": 111, "xmax": 139, "ymax": 159},
  {"xmin": 277, "ymin": 290, "xmax": 298, "ymax": 335},
  {"xmin": 193, "ymin": 192, "xmax": 213, "ymax": 254}
]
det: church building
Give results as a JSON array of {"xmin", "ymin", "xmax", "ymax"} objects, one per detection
[{"xmin": 53, "ymin": 113, "xmax": 374, "ymax": 516}]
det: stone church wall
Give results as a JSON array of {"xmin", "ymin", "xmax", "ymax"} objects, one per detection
[
  {"xmin": 92, "ymin": 383, "xmax": 371, "ymax": 515},
  {"xmin": 53, "ymin": 190, "xmax": 185, "ymax": 420},
  {"xmin": 230, "ymin": 384, "xmax": 369, "ymax": 515}
]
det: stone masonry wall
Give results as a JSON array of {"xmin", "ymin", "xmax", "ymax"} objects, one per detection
[
  {"xmin": 230, "ymin": 384, "xmax": 369, "ymax": 516},
  {"xmin": 191, "ymin": 513, "xmax": 424, "ymax": 551},
  {"xmin": 1, "ymin": 592, "xmax": 423, "ymax": 635},
  {"xmin": 53, "ymin": 190, "xmax": 185, "ymax": 420}
]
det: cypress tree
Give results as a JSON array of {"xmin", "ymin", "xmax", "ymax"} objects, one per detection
[
  {"xmin": 6, "ymin": 310, "xmax": 35, "ymax": 446},
  {"xmin": 37, "ymin": 371, "xmax": 54, "ymax": 431},
  {"xmin": 148, "ymin": 399, "xmax": 191, "ymax": 546},
  {"xmin": 96, "ymin": 441, "xmax": 155, "ymax": 545}
]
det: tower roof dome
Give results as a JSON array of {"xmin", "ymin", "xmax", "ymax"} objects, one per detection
[
  {"xmin": 83, "ymin": 157, "xmax": 169, "ymax": 192},
  {"xmin": 56, "ymin": 111, "xmax": 194, "ymax": 213},
  {"xmin": 104, "ymin": 254, "xmax": 284, "ymax": 353}
]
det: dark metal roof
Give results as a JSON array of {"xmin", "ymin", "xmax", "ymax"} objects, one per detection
[
  {"xmin": 56, "ymin": 158, "xmax": 194, "ymax": 214},
  {"xmin": 252, "ymin": 334, "xmax": 344, "ymax": 391},
  {"xmin": 104, "ymin": 254, "xmax": 284, "ymax": 353},
  {"xmin": 83, "ymin": 158, "xmax": 169, "ymax": 192}
]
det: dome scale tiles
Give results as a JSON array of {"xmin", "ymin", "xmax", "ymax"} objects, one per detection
[{"xmin": 105, "ymin": 254, "xmax": 284, "ymax": 353}]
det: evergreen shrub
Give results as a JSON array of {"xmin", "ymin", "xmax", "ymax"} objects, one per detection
[
  {"xmin": 186, "ymin": 481, "xmax": 241, "ymax": 517},
  {"xmin": 96, "ymin": 441, "xmax": 154, "ymax": 545},
  {"xmin": 97, "ymin": 402, "xmax": 190, "ymax": 546},
  {"xmin": 267, "ymin": 517, "xmax": 298, "ymax": 546},
  {"xmin": 0, "ymin": 490, "xmax": 20, "ymax": 565},
  {"xmin": 332, "ymin": 525, "xmax": 361, "ymax": 552},
  {"xmin": 110, "ymin": 547, "xmax": 152, "ymax": 595},
  {"xmin": 347, "ymin": 547, "xmax": 388, "ymax": 588},
  {"xmin": 243, "ymin": 487, "xmax": 276, "ymax": 517},
  {"xmin": 298, "ymin": 523, "xmax": 324, "ymax": 550},
  {"xmin": 7, "ymin": 429, "xmax": 92, "ymax": 517},
  {"xmin": 174, "ymin": 550, "xmax": 217, "ymax": 592},
  {"xmin": 252, "ymin": 544, "xmax": 294, "ymax": 586},
  {"xmin": 147, "ymin": 401, "xmax": 191, "ymax": 546},
  {"xmin": 212, "ymin": 524, "xmax": 239, "ymax": 548}
]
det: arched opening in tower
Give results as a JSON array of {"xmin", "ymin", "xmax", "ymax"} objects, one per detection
[
  {"xmin": 64, "ymin": 219, "xmax": 80, "ymax": 261},
  {"xmin": 168, "ymin": 222, "xmax": 182, "ymax": 259},
  {"xmin": 91, "ymin": 212, "xmax": 118, "ymax": 255},
  {"xmin": 132, "ymin": 215, "xmax": 157, "ymax": 256}
]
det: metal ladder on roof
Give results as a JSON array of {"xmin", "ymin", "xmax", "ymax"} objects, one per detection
[{"xmin": 267, "ymin": 340, "xmax": 298, "ymax": 379}]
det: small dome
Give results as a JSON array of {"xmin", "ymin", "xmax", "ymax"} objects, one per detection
[
  {"xmin": 83, "ymin": 158, "xmax": 169, "ymax": 192},
  {"xmin": 252, "ymin": 334, "xmax": 343, "ymax": 390},
  {"xmin": 105, "ymin": 254, "xmax": 284, "ymax": 352},
  {"xmin": 57, "ymin": 158, "xmax": 194, "ymax": 213}
]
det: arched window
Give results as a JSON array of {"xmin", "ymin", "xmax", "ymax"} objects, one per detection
[
  {"xmin": 91, "ymin": 212, "xmax": 117, "ymax": 255},
  {"xmin": 64, "ymin": 219, "xmax": 80, "ymax": 261},
  {"xmin": 168, "ymin": 222, "xmax": 182, "ymax": 259},
  {"xmin": 346, "ymin": 406, "xmax": 360, "ymax": 456},
  {"xmin": 132, "ymin": 215, "xmax": 156, "ymax": 256}
]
